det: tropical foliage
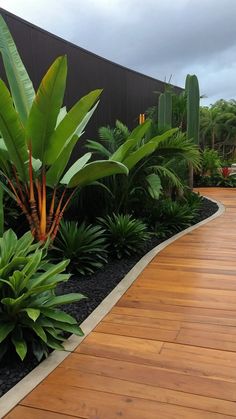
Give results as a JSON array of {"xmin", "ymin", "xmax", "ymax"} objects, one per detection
[
  {"xmin": 200, "ymin": 99, "xmax": 236, "ymax": 159},
  {"xmin": 0, "ymin": 16, "xmax": 128, "ymax": 242},
  {"xmin": 0, "ymin": 229, "xmax": 85, "ymax": 361},
  {"xmin": 87, "ymin": 120, "xmax": 201, "ymax": 213}
]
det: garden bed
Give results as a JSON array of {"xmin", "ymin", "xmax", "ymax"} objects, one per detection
[{"xmin": 0, "ymin": 197, "xmax": 218, "ymax": 398}]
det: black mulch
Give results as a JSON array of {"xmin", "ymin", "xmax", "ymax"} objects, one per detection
[{"xmin": 0, "ymin": 197, "xmax": 218, "ymax": 397}]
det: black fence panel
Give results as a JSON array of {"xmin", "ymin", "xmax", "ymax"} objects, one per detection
[{"xmin": 0, "ymin": 8, "xmax": 182, "ymax": 155}]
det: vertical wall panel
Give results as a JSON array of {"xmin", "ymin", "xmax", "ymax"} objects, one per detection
[{"xmin": 0, "ymin": 8, "xmax": 182, "ymax": 157}]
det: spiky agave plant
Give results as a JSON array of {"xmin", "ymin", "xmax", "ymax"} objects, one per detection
[{"xmin": 0, "ymin": 16, "xmax": 128, "ymax": 242}]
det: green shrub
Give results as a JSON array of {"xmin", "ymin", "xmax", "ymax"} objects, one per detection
[
  {"xmin": 53, "ymin": 220, "xmax": 108, "ymax": 275},
  {"xmin": 0, "ymin": 230, "xmax": 85, "ymax": 362},
  {"xmin": 98, "ymin": 214, "xmax": 150, "ymax": 259},
  {"xmin": 150, "ymin": 199, "xmax": 195, "ymax": 235}
]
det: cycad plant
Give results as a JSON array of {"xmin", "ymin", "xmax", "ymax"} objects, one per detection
[{"xmin": 0, "ymin": 16, "xmax": 128, "ymax": 242}]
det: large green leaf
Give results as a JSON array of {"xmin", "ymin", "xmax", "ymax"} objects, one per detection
[
  {"xmin": 27, "ymin": 56, "xmax": 67, "ymax": 162},
  {"xmin": 110, "ymin": 120, "xmax": 152, "ymax": 162},
  {"xmin": 0, "ymin": 15, "xmax": 35, "ymax": 125},
  {"xmin": 122, "ymin": 142, "xmax": 157, "ymax": 170},
  {"xmin": 46, "ymin": 134, "xmax": 78, "ymax": 187},
  {"xmin": 123, "ymin": 129, "xmax": 178, "ymax": 170},
  {"xmin": 110, "ymin": 139, "xmax": 136, "ymax": 162},
  {"xmin": 44, "ymin": 293, "xmax": 86, "ymax": 307},
  {"xmin": 45, "ymin": 89, "xmax": 102, "ymax": 165},
  {"xmin": 46, "ymin": 102, "xmax": 100, "ymax": 187},
  {"xmin": 40, "ymin": 308, "xmax": 77, "ymax": 324},
  {"xmin": 0, "ymin": 80, "xmax": 28, "ymax": 180},
  {"xmin": 68, "ymin": 160, "xmax": 129, "ymax": 188},
  {"xmin": 128, "ymin": 119, "xmax": 152, "ymax": 142},
  {"xmin": 0, "ymin": 322, "xmax": 15, "ymax": 343},
  {"xmin": 11, "ymin": 332, "xmax": 27, "ymax": 360},
  {"xmin": 60, "ymin": 152, "xmax": 91, "ymax": 185}
]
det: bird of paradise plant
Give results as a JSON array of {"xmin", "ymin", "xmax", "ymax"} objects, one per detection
[{"xmin": 0, "ymin": 16, "xmax": 128, "ymax": 242}]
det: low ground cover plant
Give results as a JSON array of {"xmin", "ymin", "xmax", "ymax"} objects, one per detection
[
  {"xmin": 52, "ymin": 220, "xmax": 108, "ymax": 275},
  {"xmin": 98, "ymin": 214, "xmax": 150, "ymax": 259},
  {"xmin": 0, "ymin": 230, "xmax": 85, "ymax": 361}
]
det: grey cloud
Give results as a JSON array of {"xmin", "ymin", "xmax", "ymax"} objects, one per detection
[{"xmin": 1, "ymin": 0, "xmax": 236, "ymax": 105}]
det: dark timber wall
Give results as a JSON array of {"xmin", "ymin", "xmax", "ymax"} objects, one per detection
[{"xmin": 0, "ymin": 8, "xmax": 182, "ymax": 151}]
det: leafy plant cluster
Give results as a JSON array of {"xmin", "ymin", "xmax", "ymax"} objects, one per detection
[{"xmin": 194, "ymin": 148, "xmax": 236, "ymax": 187}]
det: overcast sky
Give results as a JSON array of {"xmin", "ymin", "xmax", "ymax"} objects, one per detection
[{"xmin": 0, "ymin": 0, "xmax": 236, "ymax": 106}]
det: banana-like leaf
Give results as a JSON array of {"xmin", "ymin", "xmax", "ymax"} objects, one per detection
[
  {"xmin": 0, "ymin": 80, "xmax": 28, "ymax": 180},
  {"xmin": 123, "ymin": 129, "xmax": 178, "ymax": 170},
  {"xmin": 45, "ymin": 89, "xmax": 102, "ymax": 165},
  {"xmin": 27, "ymin": 56, "xmax": 67, "ymax": 163},
  {"xmin": 122, "ymin": 142, "xmax": 157, "ymax": 170},
  {"xmin": 56, "ymin": 106, "xmax": 67, "ymax": 127},
  {"xmin": 110, "ymin": 120, "xmax": 152, "ymax": 162},
  {"xmin": 47, "ymin": 102, "xmax": 100, "ymax": 187},
  {"xmin": 68, "ymin": 160, "xmax": 129, "ymax": 188},
  {"xmin": 60, "ymin": 153, "xmax": 92, "ymax": 185},
  {"xmin": 0, "ymin": 15, "xmax": 35, "ymax": 125},
  {"xmin": 110, "ymin": 139, "xmax": 136, "ymax": 162},
  {"xmin": 46, "ymin": 134, "xmax": 78, "ymax": 187},
  {"xmin": 128, "ymin": 119, "xmax": 152, "ymax": 142}
]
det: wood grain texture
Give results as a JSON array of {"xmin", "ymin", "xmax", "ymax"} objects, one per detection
[{"xmin": 6, "ymin": 188, "xmax": 236, "ymax": 418}]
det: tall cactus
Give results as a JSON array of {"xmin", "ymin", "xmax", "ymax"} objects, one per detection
[
  {"xmin": 185, "ymin": 74, "xmax": 200, "ymax": 144},
  {"xmin": 158, "ymin": 90, "xmax": 172, "ymax": 131},
  {"xmin": 185, "ymin": 74, "xmax": 200, "ymax": 188}
]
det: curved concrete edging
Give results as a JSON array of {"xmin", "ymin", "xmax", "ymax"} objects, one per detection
[{"xmin": 0, "ymin": 195, "xmax": 225, "ymax": 418}]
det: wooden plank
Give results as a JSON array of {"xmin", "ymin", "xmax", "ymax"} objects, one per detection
[
  {"xmin": 42, "ymin": 368, "xmax": 236, "ymax": 417},
  {"xmin": 76, "ymin": 332, "xmax": 164, "ymax": 365},
  {"xmin": 58, "ymin": 353, "xmax": 236, "ymax": 401},
  {"xmin": 5, "ymin": 406, "xmax": 76, "ymax": 418},
  {"xmin": 95, "ymin": 321, "xmax": 178, "ymax": 341},
  {"xmin": 176, "ymin": 328, "xmax": 236, "ymax": 352},
  {"xmin": 21, "ymin": 382, "xmax": 234, "ymax": 419}
]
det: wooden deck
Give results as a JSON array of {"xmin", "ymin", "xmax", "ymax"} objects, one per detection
[{"xmin": 5, "ymin": 188, "xmax": 236, "ymax": 418}]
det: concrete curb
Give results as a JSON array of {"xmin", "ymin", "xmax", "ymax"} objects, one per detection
[{"xmin": 0, "ymin": 195, "xmax": 225, "ymax": 418}]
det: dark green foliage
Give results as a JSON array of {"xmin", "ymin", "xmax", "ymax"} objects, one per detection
[
  {"xmin": 149, "ymin": 198, "xmax": 197, "ymax": 237},
  {"xmin": 53, "ymin": 220, "xmax": 108, "ymax": 275},
  {"xmin": 98, "ymin": 214, "xmax": 150, "ymax": 259},
  {"xmin": 0, "ymin": 229, "xmax": 85, "ymax": 362},
  {"xmin": 183, "ymin": 190, "xmax": 203, "ymax": 213}
]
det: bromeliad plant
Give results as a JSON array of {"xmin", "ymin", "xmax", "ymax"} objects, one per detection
[
  {"xmin": 0, "ymin": 16, "xmax": 128, "ymax": 242},
  {"xmin": 0, "ymin": 229, "xmax": 85, "ymax": 361}
]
